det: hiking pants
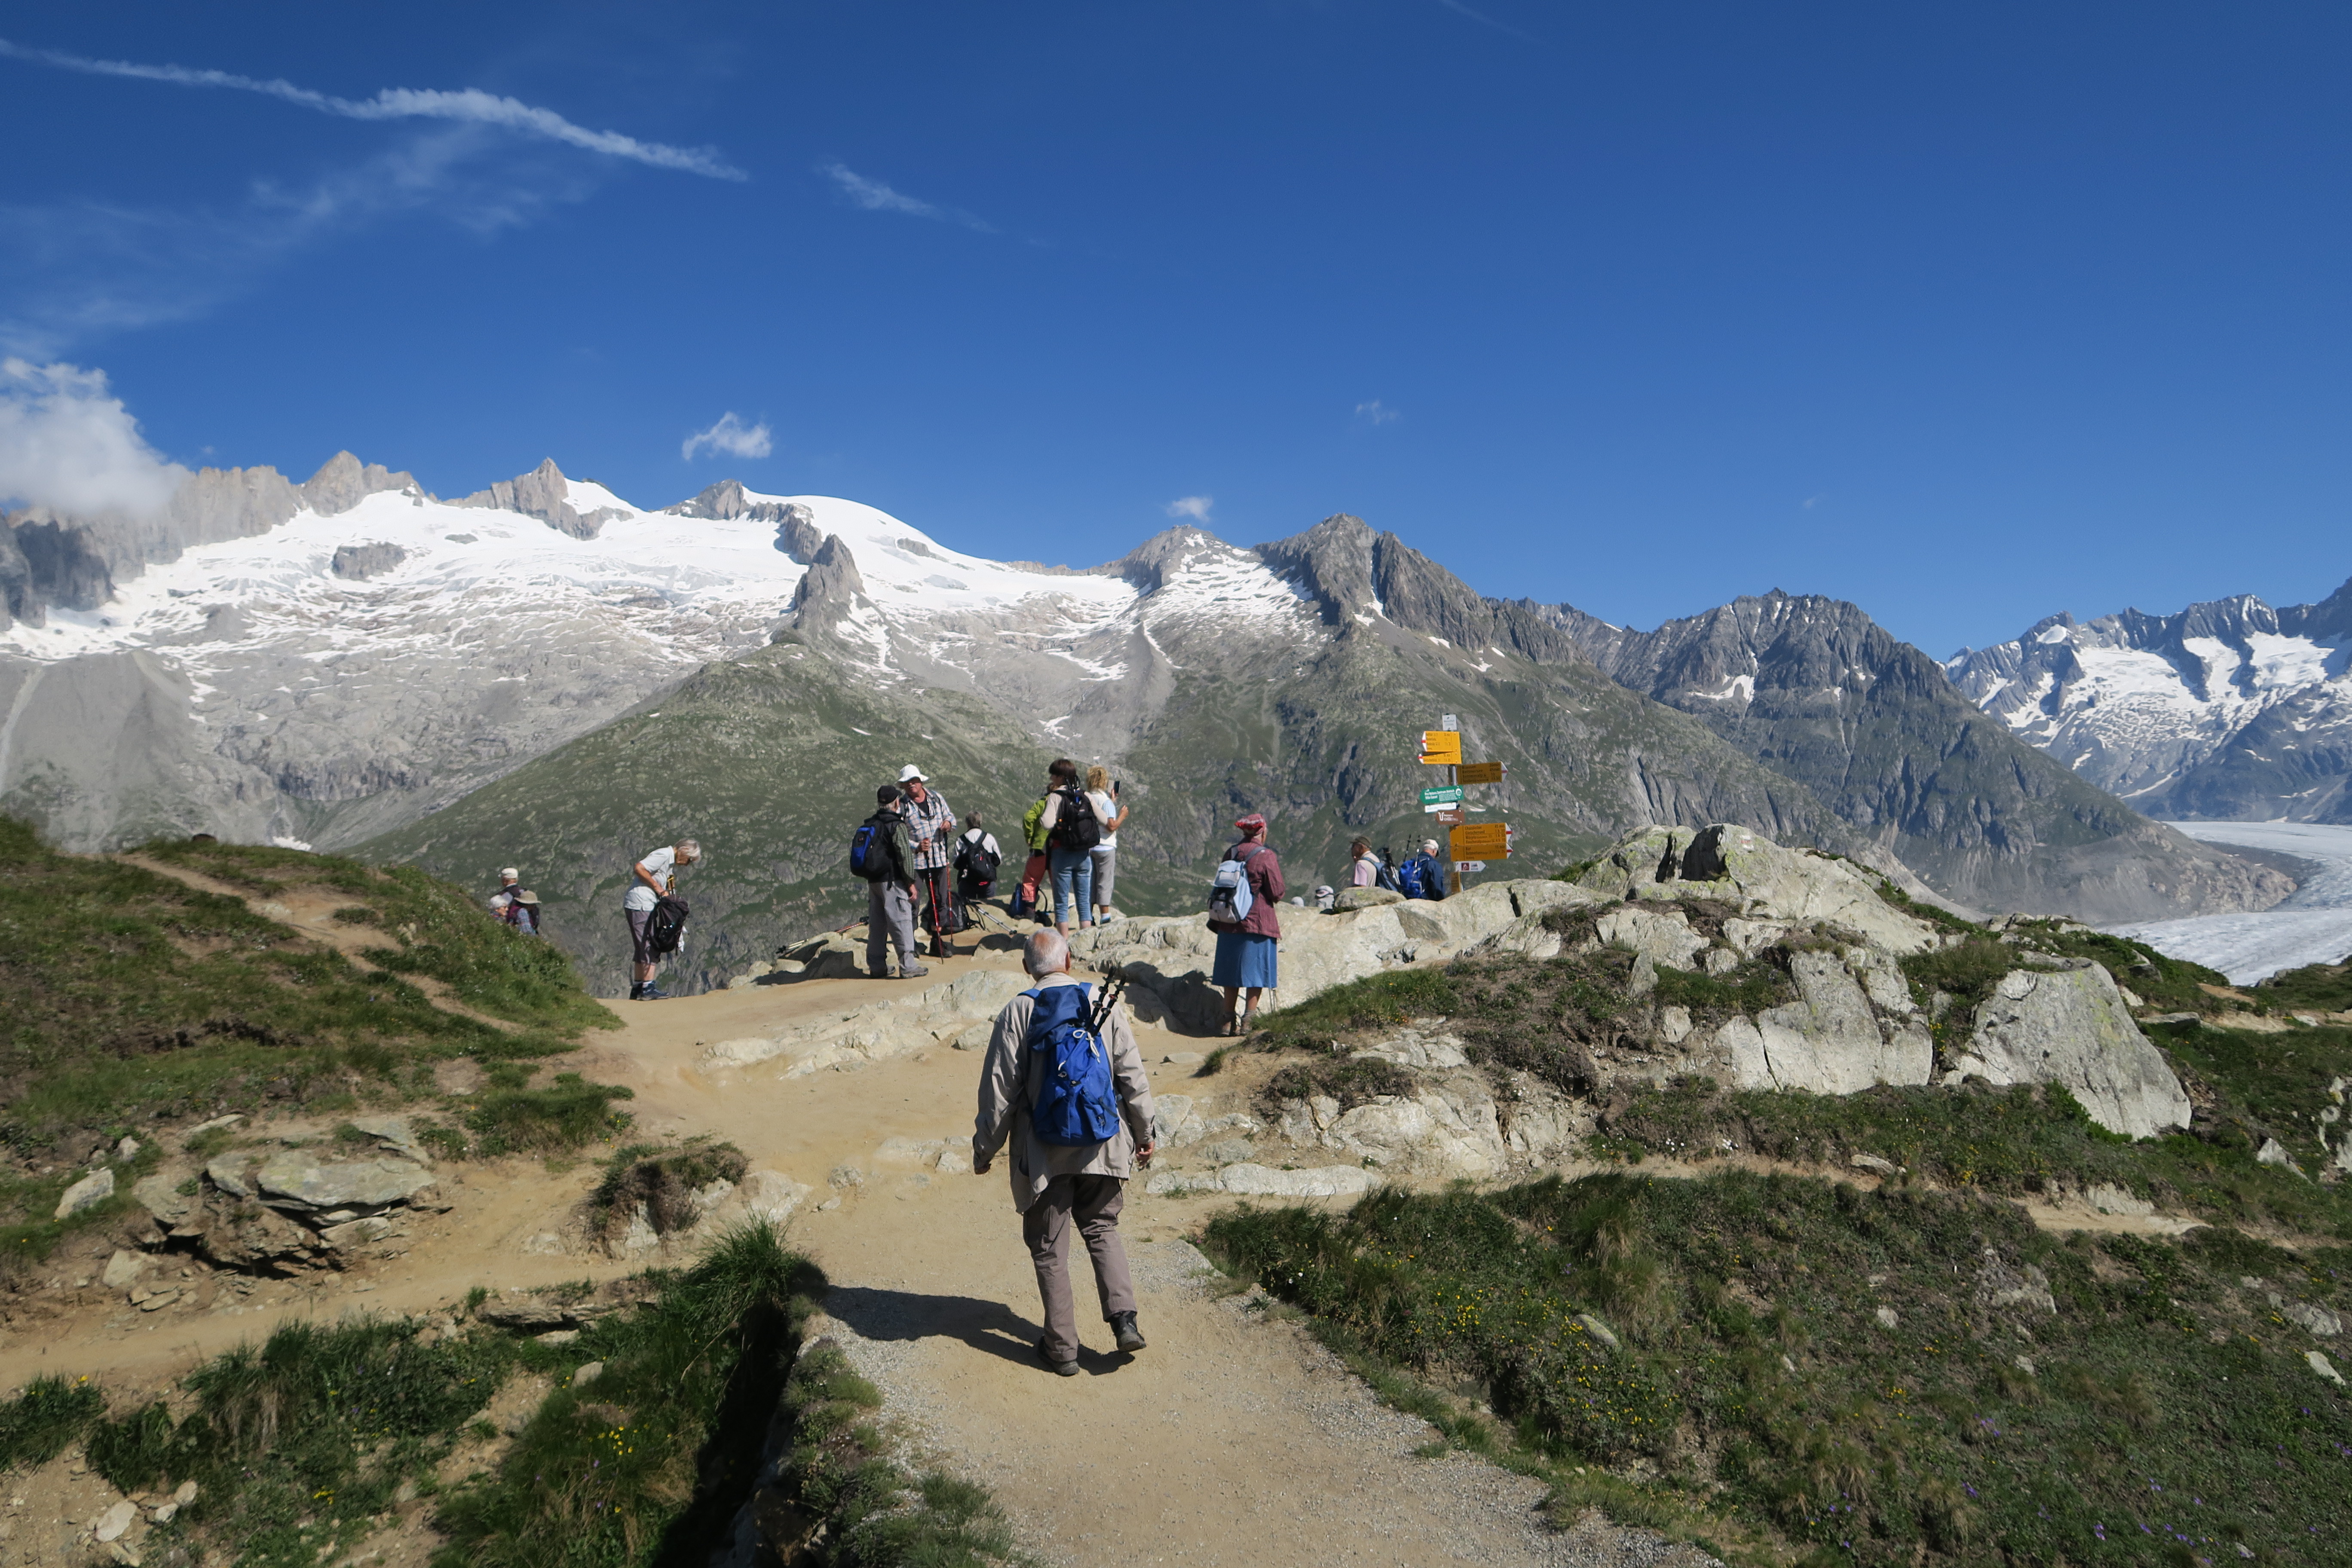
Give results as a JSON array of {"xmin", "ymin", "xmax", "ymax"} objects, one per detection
[
  {"xmin": 1048, "ymin": 844, "xmax": 1094, "ymax": 929},
  {"xmin": 866, "ymin": 881, "xmax": 918, "ymax": 976},
  {"xmin": 913, "ymin": 865, "xmax": 955, "ymax": 952},
  {"xmin": 1023, "ymin": 1173, "xmax": 1135, "ymax": 1363}
]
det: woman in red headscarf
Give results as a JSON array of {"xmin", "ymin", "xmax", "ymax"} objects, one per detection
[{"xmin": 1207, "ymin": 811, "xmax": 1284, "ymax": 1034}]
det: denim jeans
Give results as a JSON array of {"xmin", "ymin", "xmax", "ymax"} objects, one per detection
[{"xmin": 1048, "ymin": 844, "xmax": 1094, "ymax": 928}]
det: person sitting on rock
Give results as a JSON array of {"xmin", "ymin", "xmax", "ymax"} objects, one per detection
[
  {"xmin": 972, "ymin": 929, "xmax": 1156, "ymax": 1376},
  {"xmin": 490, "ymin": 867, "xmax": 541, "ymax": 935}
]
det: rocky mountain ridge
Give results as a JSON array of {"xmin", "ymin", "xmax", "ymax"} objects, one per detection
[
  {"xmin": 1545, "ymin": 589, "xmax": 2292, "ymax": 922},
  {"xmin": 1947, "ymin": 579, "xmax": 2352, "ymax": 824}
]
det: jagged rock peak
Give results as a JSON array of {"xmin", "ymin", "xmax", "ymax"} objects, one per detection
[
  {"xmin": 1109, "ymin": 524, "xmax": 1250, "ymax": 594},
  {"xmin": 454, "ymin": 458, "xmax": 605, "ymax": 540},
  {"xmin": 786, "ymin": 534, "xmax": 869, "ymax": 632},
  {"xmin": 301, "ymin": 453, "xmax": 420, "ymax": 518}
]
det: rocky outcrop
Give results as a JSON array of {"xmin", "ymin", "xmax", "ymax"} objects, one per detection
[
  {"xmin": 1945, "ymin": 960, "xmax": 2192, "ymax": 1138},
  {"xmin": 699, "ymin": 968, "xmax": 1029, "ymax": 1077},
  {"xmin": 1716, "ymin": 952, "xmax": 1935, "ymax": 1095},
  {"xmin": 456, "ymin": 458, "xmax": 606, "ymax": 539},
  {"xmin": 1069, "ymin": 878, "xmax": 1596, "ymax": 1034},
  {"xmin": 1573, "ymin": 824, "xmax": 1939, "ymax": 955},
  {"xmin": 301, "ymin": 452, "xmax": 420, "ymax": 517},
  {"xmin": 330, "ymin": 542, "xmax": 408, "ymax": 580}
]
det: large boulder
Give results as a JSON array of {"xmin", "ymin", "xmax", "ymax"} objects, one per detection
[
  {"xmin": 1945, "ymin": 960, "xmax": 2191, "ymax": 1139},
  {"xmin": 1577, "ymin": 824, "xmax": 1936, "ymax": 956},
  {"xmin": 253, "ymin": 1153, "xmax": 438, "ymax": 1214},
  {"xmin": 1715, "ymin": 951, "xmax": 1934, "ymax": 1094}
]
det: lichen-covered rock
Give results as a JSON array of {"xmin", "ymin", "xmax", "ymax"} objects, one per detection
[
  {"xmin": 1946, "ymin": 961, "xmax": 2190, "ymax": 1139},
  {"xmin": 1330, "ymin": 886, "xmax": 1403, "ymax": 911},
  {"xmin": 253, "ymin": 1154, "xmax": 438, "ymax": 1213},
  {"xmin": 1595, "ymin": 906, "xmax": 1708, "ymax": 969},
  {"xmin": 54, "ymin": 1167, "xmax": 114, "ymax": 1220},
  {"xmin": 1718, "ymin": 951, "xmax": 1932, "ymax": 1094}
]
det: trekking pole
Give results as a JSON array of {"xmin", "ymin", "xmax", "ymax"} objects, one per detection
[
  {"xmin": 924, "ymin": 869, "xmax": 946, "ymax": 960},
  {"xmin": 1086, "ymin": 972, "xmax": 1129, "ymax": 1034}
]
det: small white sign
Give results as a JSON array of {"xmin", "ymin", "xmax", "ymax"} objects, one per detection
[
  {"xmin": 1454, "ymin": 860, "xmax": 1486, "ymax": 872},
  {"xmin": 1440, "ymin": 714, "xmax": 1458, "ymax": 730}
]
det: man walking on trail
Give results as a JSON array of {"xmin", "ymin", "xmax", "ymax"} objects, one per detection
[
  {"xmin": 858, "ymin": 785, "xmax": 928, "ymax": 981},
  {"xmin": 624, "ymin": 839, "xmax": 699, "ymax": 1000},
  {"xmin": 897, "ymin": 765, "xmax": 957, "ymax": 960},
  {"xmin": 972, "ymin": 930, "xmax": 1155, "ymax": 1376}
]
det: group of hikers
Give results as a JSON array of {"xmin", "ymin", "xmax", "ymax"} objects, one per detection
[{"xmin": 486, "ymin": 767, "xmax": 1471, "ymax": 1375}]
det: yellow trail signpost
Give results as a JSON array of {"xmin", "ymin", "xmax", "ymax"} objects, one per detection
[
  {"xmin": 1456, "ymin": 760, "xmax": 1504, "ymax": 785},
  {"xmin": 1449, "ymin": 822, "xmax": 1510, "ymax": 860},
  {"xmin": 1418, "ymin": 730, "xmax": 1462, "ymax": 765}
]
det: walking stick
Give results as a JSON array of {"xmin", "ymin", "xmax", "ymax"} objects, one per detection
[{"xmin": 924, "ymin": 866, "xmax": 949, "ymax": 960}]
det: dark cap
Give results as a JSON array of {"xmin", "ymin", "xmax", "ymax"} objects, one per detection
[{"xmin": 876, "ymin": 784, "xmax": 902, "ymax": 805}]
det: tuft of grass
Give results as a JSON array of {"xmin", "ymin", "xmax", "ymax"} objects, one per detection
[
  {"xmin": 1246, "ymin": 969, "xmax": 1464, "ymax": 1056},
  {"xmin": 1260, "ymin": 1055, "xmax": 1416, "ymax": 1117},
  {"xmin": 0, "ymin": 1375, "xmax": 104, "ymax": 1470},
  {"xmin": 466, "ymin": 1072, "xmax": 637, "ymax": 1158},
  {"xmin": 435, "ymin": 1220, "xmax": 828, "ymax": 1568},
  {"xmin": 588, "ymin": 1137, "xmax": 749, "ymax": 1241},
  {"xmin": 1204, "ymin": 1171, "xmax": 2352, "ymax": 1566},
  {"xmin": 2256, "ymin": 957, "xmax": 2352, "ymax": 1015}
]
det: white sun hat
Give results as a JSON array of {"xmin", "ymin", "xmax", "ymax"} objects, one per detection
[{"xmin": 898, "ymin": 764, "xmax": 928, "ymax": 783}]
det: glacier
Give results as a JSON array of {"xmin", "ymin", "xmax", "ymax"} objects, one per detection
[{"xmin": 2107, "ymin": 820, "xmax": 2352, "ymax": 983}]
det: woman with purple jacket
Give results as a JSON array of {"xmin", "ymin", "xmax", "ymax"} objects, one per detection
[{"xmin": 1208, "ymin": 811, "xmax": 1285, "ymax": 1035}]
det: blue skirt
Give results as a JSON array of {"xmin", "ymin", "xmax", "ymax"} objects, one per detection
[{"xmin": 1212, "ymin": 931, "xmax": 1279, "ymax": 989}]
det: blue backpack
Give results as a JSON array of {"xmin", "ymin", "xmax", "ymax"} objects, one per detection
[
  {"xmin": 1396, "ymin": 855, "xmax": 1429, "ymax": 900},
  {"xmin": 1025, "ymin": 984, "xmax": 1123, "ymax": 1146}
]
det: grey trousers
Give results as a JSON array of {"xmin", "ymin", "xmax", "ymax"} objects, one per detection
[
  {"xmin": 866, "ymin": 881, "xmax": 917, "ymax": 975},
  {"xmin": 1023, "ymin": 1173, "xmax": 1135, "ymax": 1363}
]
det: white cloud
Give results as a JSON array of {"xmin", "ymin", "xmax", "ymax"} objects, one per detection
[
  {"xmin": 0, "ymin": 358, "xmax": 187, "ymax": 516},
  {"xmin": 821, "ymin": 163, "xmax": 995, "ymax": 233},
  {"xmin": 1, "ymin": 122, "xmax": 616, "ymax": 357},
  {"xmin": 0, "ymin": 37, "xmax": 746, "ymax": 179},
  {"xmin": 1355, "ymin": 400, "xmax": 1400, "ymax": 425},
  {"xmin": 1165, "ymin": 495, "xmax": 1214, "ymax": 522},
  {"xmin": 682, "ymin": 412, "xmax": 773, "ymax": 462}
]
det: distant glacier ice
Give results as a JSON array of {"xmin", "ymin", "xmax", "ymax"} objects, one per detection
[{"xmin": 2107, "ymin": 821, "xmax": 2352, "ymax": 984}]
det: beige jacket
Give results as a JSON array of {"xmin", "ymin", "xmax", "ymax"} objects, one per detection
[{"xmin": 972, "ymin": 974, "xmax": 1155, "ymax": 1213}]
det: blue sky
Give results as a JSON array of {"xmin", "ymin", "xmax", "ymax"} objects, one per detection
[{"xmin": 2, "ymin": 1, "xmax": 2348, "ymax": 657}]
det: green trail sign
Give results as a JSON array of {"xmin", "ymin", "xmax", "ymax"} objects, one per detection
[{"xmin": 1420, "ymin": 785, "xmax": 1465, "ymax": 807}]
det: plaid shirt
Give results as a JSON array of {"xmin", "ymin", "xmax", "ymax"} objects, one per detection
[{"xmin": 902, "ymin": 786, "xmax": 955, "ymax": 870}]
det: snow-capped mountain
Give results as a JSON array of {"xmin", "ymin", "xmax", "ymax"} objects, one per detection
[
  {"xmin": 1945, "ymin": 581, "xmax": 2352, "ymax": 824},
  {"xmin": 0, "ymin": 454, "xmax": 1207, "ymax": 851}
]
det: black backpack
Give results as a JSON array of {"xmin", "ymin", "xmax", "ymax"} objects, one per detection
[
  {"xmin": 643, "ymin": 895, "xmax": 690, "ymax": 957},
  {"xmin": 954, "ymin": 831, "xmax": 1001, "ymax": 886},
  {"xmin": 1049, "ymin": 787, "xmax": 1102, "ymax": 852},
  {"xmin": 850, "ymin": 811, "xmax": 901, "ymax": 882}
]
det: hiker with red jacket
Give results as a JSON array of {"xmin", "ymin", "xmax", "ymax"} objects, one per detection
[
  {"xmin": 1208, "ymin": 811, "xmax": 1284, "ymax": 1034},
  {"xmin": 972, "ymin": 929, "xmax": 1155, "ymax": 1376}
]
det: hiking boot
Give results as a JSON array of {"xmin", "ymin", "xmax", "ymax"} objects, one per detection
[
  {"xmin": 639, "ymin": 984, "xmax": 668, "ymax": 1001},
  {"xmin": 1111, "ymin": 1311, "xmax": 1146, "ymax": 1353},
  {"xmin": 627, "ymin": 983, "xmax": 644, "ymax": 1001},
  {"xmin": 1036, "ymin": 1338, "xmax": 1079, "ymax": 1377},
  {"xmin": 899, "ymin": 963, "xmax": 931, "ymax": 980}
]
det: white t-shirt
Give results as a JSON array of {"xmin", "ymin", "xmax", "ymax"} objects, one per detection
[
  {"xmin": 625, "ymin": 846, "xmax": 677, "ymax": 912},
  {"xmin": 1087, "ymin": 790, "xmax": 1119, "ymax": 849}
]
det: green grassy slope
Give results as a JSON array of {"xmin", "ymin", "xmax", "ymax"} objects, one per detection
[
  {"xmin": 0, "ymin": 819, "xmax": 616, "ymax": 1256},
  {"xmin": 1207, "ymin": 1175, "xmax": 2351, "ymax": 1567}
]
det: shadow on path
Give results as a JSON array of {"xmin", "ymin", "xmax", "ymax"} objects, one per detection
[{"xmin": 824, "ymin": 1283, "xmax": 1141, "ymax": 1376}]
